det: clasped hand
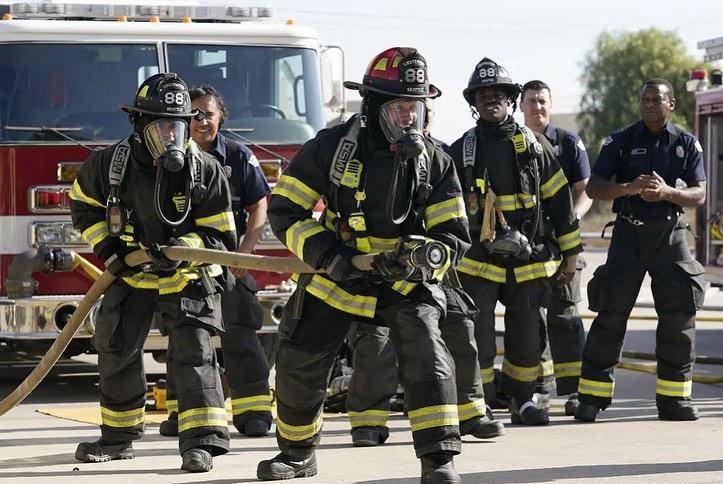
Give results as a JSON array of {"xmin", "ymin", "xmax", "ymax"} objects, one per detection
[{"xmin": 627, "ymin": 171, "xmax": 670, "ymax": 202}]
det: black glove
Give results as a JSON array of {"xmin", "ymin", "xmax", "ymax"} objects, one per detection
[
  {"xmin": 371, "ymin": 251, "xmax": 415, "ymax": 282},
  {"xmin": 104, "ymin": 245, "xmax": 138, "ymax": 277},
  {"xmin": 148, "ymin": 238, "xmax": 186, "ymax": 272},
  {"xmin": 322, "ymin": 246, "xmax": 364, "ymax": 282}
]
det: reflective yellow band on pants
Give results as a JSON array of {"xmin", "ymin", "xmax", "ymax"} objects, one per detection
[
  {"xmin": 656, "ymin": 378, "xmax": 692, "ymax": 398},
  {"xmin": 408, "ymin": 404, "xmax": 458, "ymax": 432},
  {"xmin": 578, "ymin": 378, "xmax": 614, "ymax": 398},
  {"xmin": 458, "ymin": 258, "xmax": 506, "ymax": 283},
  {"xmin": 481, "ymin": 366, "xmax": 495, "ymax": 384},
  {"xmin": 348, "ymin": 409, "xmax": 390, "ymax": 428},
  {"xmin": 277, "ymin": 413, "xmax": 323, "ymax": 441},
  {"xmin": 101, "ymin": 406, "xmax": 144, "ymax": 428},
  {"xmin": 554, "ymin": 361, "xmax": 582, "ymax": 378},
  {"xmin": 178, "ymin": 406, "xmax": 228, "ymax": 433},
  {"xmin": 501, "ymin": 358, "xmax": 540, "ymax": 383},
  {"xmin": 295, "ymin": 274, "xmax": 377, "ymax": 318},
  {"xmin": 538, "ymin": 359, "xmax": 555, "ymax": 378},
  {"xmin": 231, "ymin": 394, "xmax": 273, "ymax": 415},
  {"xmin": 513, "ymin": 259, "xmax": 559, "ymax": 283},
  {"xmin": 166, "ymin": 399, "xmax": 178, "ymax": 415},
  {"xmin": 457, "ymin": 399, "xmax": 486, "ymax": 422}
]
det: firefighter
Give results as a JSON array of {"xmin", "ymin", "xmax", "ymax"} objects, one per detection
[
  {"xmin": 69, "ymin": 73, "xmax": 236, "ymax": 472},
  {"xmin": 345, "ymin": 96, "xmax": 504, "ymax": 447},
  {"xmin": 575, "ymin": 78, "xmax": 706, "ymax": 423},
  {"xmin": 447, "ymin": 58, "xmax": 582, "ymax": 426},
  {"xmin": 159, "ymin": 85, "xmax": 273, "ymax": 439},
  {"xmin": 257, "ymin": 47, "xmax": 470, "ymax": 483},
  {"xmin": 521, "ymin": 79, "xmax": 592, "ymax": 415}
]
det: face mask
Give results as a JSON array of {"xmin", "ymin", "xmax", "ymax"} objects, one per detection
[
  {"xmin": 143, "ymin": 118, "xmax": 189, "ymax": 172},
  {"xmin": 378, "ymin": 98, "xmax": 425, "ymax": 144}
]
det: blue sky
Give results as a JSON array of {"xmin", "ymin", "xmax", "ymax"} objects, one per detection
[{"xmin": 272, "ymin": 0, "xmax": 722, "ymax": 143}]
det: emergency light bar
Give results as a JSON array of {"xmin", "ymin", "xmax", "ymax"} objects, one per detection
[{"xmin": 1, "ymin": 2, "xmax": 276, "ymax": 21}]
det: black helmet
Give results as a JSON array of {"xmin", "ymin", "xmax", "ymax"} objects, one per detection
[
  {"xmin": 121, "ymin": 72, "xmax": 194, "ymax": 118},
  {"xmin": 344, "ymin": 47, "xmax": 440, "ymax": 99},
  {"xmin": 463, "ymin": 57, "xmax": 521, "ymax": 106}
]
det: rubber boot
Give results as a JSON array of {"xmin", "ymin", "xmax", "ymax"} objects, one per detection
[
  {"xmin": 75, "ymin": 439, "xmax": 134, "ymax": 463},
  {"xmin": 159, "ymin": 411, "xmax": 179, "ymax": 437},
  {"xmin": 564, "ymin": 393, "xmax": 580, "ymax": 416},
  {"xmin": 257, "ymin": 452, "xmax": 318, "ymax": 480},
  {"xmin": 242, "ymin": 419, "xmax": 271, "ymax": 437},
  {"xmin": 510, "ymin": 399, "xmax": 549, "ymax": 425},
  {"xmin": 181, "ymin": 448, "xmax": 213, "ymax": 472},
  {"xmin": 574, "ymin": 402, "xmax": 600, "ymax": 422},
  {"xmin": 351, "ymin": 426, "xmax": 389, "ymax": 447},
  {"xmin": 420, "ymin": 453, "xmax": 461, "ymax": 484},
  {"xmin": 657, "ymin": 398, "xmax": 699, "ymax": 421},
  {"xmin": 459, "ymin": 415, "xmax": 505, "ymax": 439}
]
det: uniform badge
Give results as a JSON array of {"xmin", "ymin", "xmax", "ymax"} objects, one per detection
[
  {"xmin": 676, "ymin": 145, "xmax": 685, "ymax": 158},
  {"xmin": 631, "ymin": 148, "xmax": 647, "ymax": 155},
  {"xmin": 248, "ymin": 155, "xmax": 260, "ymax": 168},
  {"xmin": 223, "ymin": 165, "xmax": 233, "ymax": 178},
  {"xmin": 576, "ymin": 138, "xmax": 587, "ymax": 152},
  {"xmin": 695, "ymin": 140, "xmax": 703, "ymax": 152},
  {"xmin": 602, "ymin": 136, "xmax": 613, "ymax": 146},
  {"xmin": 172, "ymin": 194, "xmax": 187, "ymax": 213}
]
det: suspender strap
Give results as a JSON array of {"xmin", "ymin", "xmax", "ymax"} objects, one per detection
[{"xmin": 106, "ymin": 138, "xmax": 131, "ymax": 237}]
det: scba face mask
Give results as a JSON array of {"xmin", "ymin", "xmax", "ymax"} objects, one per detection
[
  {"xmin": 379, "ymin": 98, "xmax": 425, "ymax": 145},
  {"xmin": 143, "ymin": 118, "xmax": 189, "ymax": 172}
]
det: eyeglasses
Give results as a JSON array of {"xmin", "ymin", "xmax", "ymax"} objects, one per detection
[{"xmin": 192, "ymin": 109, "xmax": 206, "ymax": 122}]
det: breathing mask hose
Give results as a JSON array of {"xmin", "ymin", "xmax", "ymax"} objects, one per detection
[
  {"xmin": 386, "ymin": 128, "xmax": 426, "ymax": 225},
  {"xmin": 154, "ymin": 162, "xmax": 193, "ymax": 226}
]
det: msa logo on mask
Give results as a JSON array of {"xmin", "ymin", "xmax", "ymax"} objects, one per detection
[{"xmin": 172, "ymin": 193, "xmax": 187, "ymax": 213}]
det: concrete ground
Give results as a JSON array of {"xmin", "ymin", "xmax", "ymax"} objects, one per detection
[{"xmin": 1, "ymin": 249, "xmax": 722, "ymax": 483}]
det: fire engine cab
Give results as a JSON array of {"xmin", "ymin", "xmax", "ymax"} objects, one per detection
[{"xmin": 0, "ymin": 2, "xmax": 345, "ymax": 356}]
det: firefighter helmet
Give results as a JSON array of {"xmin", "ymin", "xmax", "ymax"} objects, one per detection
[
  {"xmin": 463, "ymin": 57, "xmax": 521, "ymax": 105},
  {"xmin": 344, "ymin": 47, "xmax": 440, "ymax": 99},
  {"xmin": 121, "ymin": 72, "xmax": 194, "ymax": 118}
]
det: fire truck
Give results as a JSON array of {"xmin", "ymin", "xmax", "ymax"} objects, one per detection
[{"xmin": 0, "ymin": 2, "xmax": 345, "ymax": 357}]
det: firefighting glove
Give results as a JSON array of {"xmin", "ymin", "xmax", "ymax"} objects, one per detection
[
  {"xmin": 554, "ymin": 255, "xmax": 578, "ymax": 287},
  {"xmin": 148, "ymin": 238, "xmax": 186, "ymax": 272},
  {"xmin": 371, "ymin": 250, "xmax": 415, "ymax": 283},
  {"xmin": 104, "ymin": 245, "xmax": 138, "ymax": 277},
  {"xmin": 322, "ymin": 246, "xmax": 364, "ymax": 282}
]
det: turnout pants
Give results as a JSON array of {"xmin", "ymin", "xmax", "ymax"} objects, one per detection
[
  {"xmin": 461, "ymin": 272, "xmax": 547, "ymax": 403},
  {"xmin": 94, "ymin": 280, "xmax": 229, "ymax": 455},
  {"xmin": 346, "ymin": 286, "xmax": 487, "ymax": 433},
  {"xmin": 275, "ymin": 286, "xmax": 460, "ymax": 459},
  {"xmin": 166, "ymin": 272, "xmax": 273, "ymax": 430},
  {"xmin": 580, "ymin": 217, "xmax": 705, "ymax": 409}
]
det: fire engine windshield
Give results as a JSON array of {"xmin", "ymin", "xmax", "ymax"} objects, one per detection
[
  {"xmin": 167, "ymin": 45, "xmax": 324, "ymax": 145},
  {"xmin": 0, "ymin": 43, "xmax": 160, "ymax": 144}
]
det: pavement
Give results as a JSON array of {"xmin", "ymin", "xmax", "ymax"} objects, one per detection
[{"xmin": 0, "ymin": 249, "xmax": 722, "ymax": 483}]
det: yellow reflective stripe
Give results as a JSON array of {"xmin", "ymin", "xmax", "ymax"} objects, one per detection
[
  {"xmin": 656, "ymin": 378, "xmax": 692, "ymax": 398},
  {"xmin": 286, "ymin": 218, "xmax": 327, "ymax": 259},
  {"xmin": 69, "ymin": 179, "xmax": 105, "ymax": 208},
  {"xmin": 431, "ymin": 243, "xmax": 452, "ymax": 281},
  {"xmin": 425, "ymin": 196, "xmax": 467, "ymax": 229},
  {"xmin": 476, "ymin": 178, "xmax": 485, "ymax": 193},
  {"xmin": 122, "ymin": 272, "xmax": 159, "ymax": 289},
  {"xmin": 457, "ymin": 257, "xmax": 506, "ymax": 283},
  {"xmin": 408, "ymin": 404, "xmax": 458, "ymax": 432},
  {"xmin": 166, "ymin": 399, "xmax": 178, "ymax": 415},
  {"xmin": 554, "ymin": 361, "xmax": 582, "ymax": 378},
  {"xmin": 101, "ymin": 406, "xmax": 144, "ymax": 428},
  {"xmin": 178, "ymin": 406, "xmax": 228, "ymax": 432},
  {"xmin": 501, "ymin": 358, "xmax": 540, "ymax": 383},
  {"xmin": 457, "ymin": 399, "xmax": 486, "ymax": 421},
  {"xmin": 540, "ymin": 168, "xmax": 567, "ymax": 200},
  {"xmin": 368, "ymin": 236, "xmax": 398, "ymax": 253},
  {"xmin": 231, "ymin": 394, "xmax": 273, "ymax": 415},
  {"xmin": 157, "ymin": 265, "xmax": 222, "ymax": 295},
  {"xmin": 480, "ymin": 366, "xmax": 495, "ymax": 384},
  {"xmin": 495, "ymin": 193, "xmax": 537, "ymax": 212},
  {"xmin": 302, "ymin": 274, "xmax": 377, "ymax": 318},
  {"xmin": 392, "ymin": 280, "xmax": 417, "ymax": 295},
  {"xmin": 578, "ymin": 378, "xmax": 614, "ymax": 398},
  {"xmin": 195, "ymin": 211, "xmax": 236, "ymax": 233},
  {"xmin": 513, "ymin": 259, "xmax": 560, "ymax": 282},
  {"xmin": 277, "ymin": 414, "xmax": 323, "ymax": 441},
  {"xmin": 177, "ymin": 232, "xmax": 205, "ymax": 249},
  {"xmin": 348, "ymin": 409, "xmax": 390, "ymax": 428},
  {"xmin": 273, "ymin": 175, "xmax": 321, "ymax": 211},
  {"xmin": 556, "ymin": 228, "xmax": 582, "ymax": 252},
  {"xmin": 81, "ymin": 221, "xmax": 110, "ymax": 248},
  {"xmin": 538, "ymin": 359, "xmax": 555, "ymax": 377}
]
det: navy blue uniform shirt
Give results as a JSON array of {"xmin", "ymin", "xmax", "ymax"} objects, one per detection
[
  {"xmin": 593, "ymin": 120, "xmax": 705, "ymax": 219},
  {"xmin": 543, "ymin": 124, "xmax": 590, "ymax": 185},
  {"xmin": 209, "ymin": 133, "xmax": 270, "ymax": 235}
]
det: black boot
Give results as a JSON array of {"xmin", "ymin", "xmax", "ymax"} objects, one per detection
[
  {"xmin": 460, "ymin": 415, "xmax": 505, "ymax": 439},
  {"xmin": 351, "ymin": 426, "xmax": 389, "ymax": 447},
  {"xmin": 75, "ymin": 439, "xmax": 134, "ymax": 463},
  {"xmin": 510, "ymin": 399, "xmax": 549, "ymax": 425},
  {"xmin": 159, "ymin": 411, "xmax": 179, "ymax": 437},
  {"xmin": 181, "ymin": 448, "xmax": 213, "ymax": 472},
  {"xmin": 257, "ymin": 452, "xmax": 318, "ymax": 480},
  {"xmin": 420, "ymin": 453, "xmax": 461, "ymax": 484},
  {"xmin": 574, "ymin": 402, "xmax": 600, "ymax": 422},
  {"xmin": 564, "ymin": 393, "xmax": 580, "ymax": 417},
  {"xmin": 658, "ymin": 398, "xmax": 699, "ymax": 421},
  {"xmin": 242, "ymin": 418, "xmax": 271, "ymax": 437}
]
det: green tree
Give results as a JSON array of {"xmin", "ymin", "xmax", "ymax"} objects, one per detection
[{"xmin": 578, "ymin": 28, "xmax": 708, "ymax": 158}]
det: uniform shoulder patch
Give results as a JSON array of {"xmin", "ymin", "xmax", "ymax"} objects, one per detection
[
  {"xmin": 695, "ymin": 140, "xmax": 703, "ymax": 152},
  {"xmin": 602, "ymin": 136, "xmax": 613, "ymax": 147},
  {"xmin": 248, "ymin": 155, "xmax": 260, "ymax": 168},
  {"xmin": 576, "ymin": 138, "xmax": 586, "ymax": 152}
]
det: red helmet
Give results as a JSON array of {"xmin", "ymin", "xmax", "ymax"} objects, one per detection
[{"xmin": 344, "ymin": 47, "xmax": 440, "ymax": 99}]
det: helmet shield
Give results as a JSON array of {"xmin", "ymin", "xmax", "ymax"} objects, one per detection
[
  {"xmin": 379, "ymin": 98, "xmax": 425, "ymax": 143},
  {"xmin": 143, "ymin": 118, "xmax": 188, "ymax": 161}
]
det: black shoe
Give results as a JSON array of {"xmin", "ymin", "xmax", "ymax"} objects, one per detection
[
  {"xmin": 181, "ymin": 448, "xmax": 213, "ymax": 472},
  {"xmin": 460, "ymin": 415, "xmax": 505, "ymax": 439},
  {"xmin": 564, "ymin": 393, "xmax": 580, "ymax": 416},
  {"xmin": 257, "ymin": 452, "xmax": 318, "ymax": 480},
  {"xmin": 574, "ymin": 403, "xmax": 600, "ymax": 422},
  {"xmin": 159, "ymin": 412, "xmax": 179, "ymax": 437},
  {"xmin": 420, "ymin": 453, "xmax": 461, "ymax": 484},
  {"xmin": 351, "ymin": 427, "xmax": 388, "ymax": 447},
  {"xmin": 75, "ymin": 439, "xmax": 134, "ymax": 463},
  {"xmin": 658, "ymin": 399, "xmax": 700, "ymax": 421},
  {"xmin": 510, "ymin": 400, "xmax": 549, "ymax": 425},
  {"xmin": 487, "ymin": 390, "xmax": 512, "ymax": 410},
  {"xmin": 242, "ymin": 419, "xmax": 270, "ymax": 437}
]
